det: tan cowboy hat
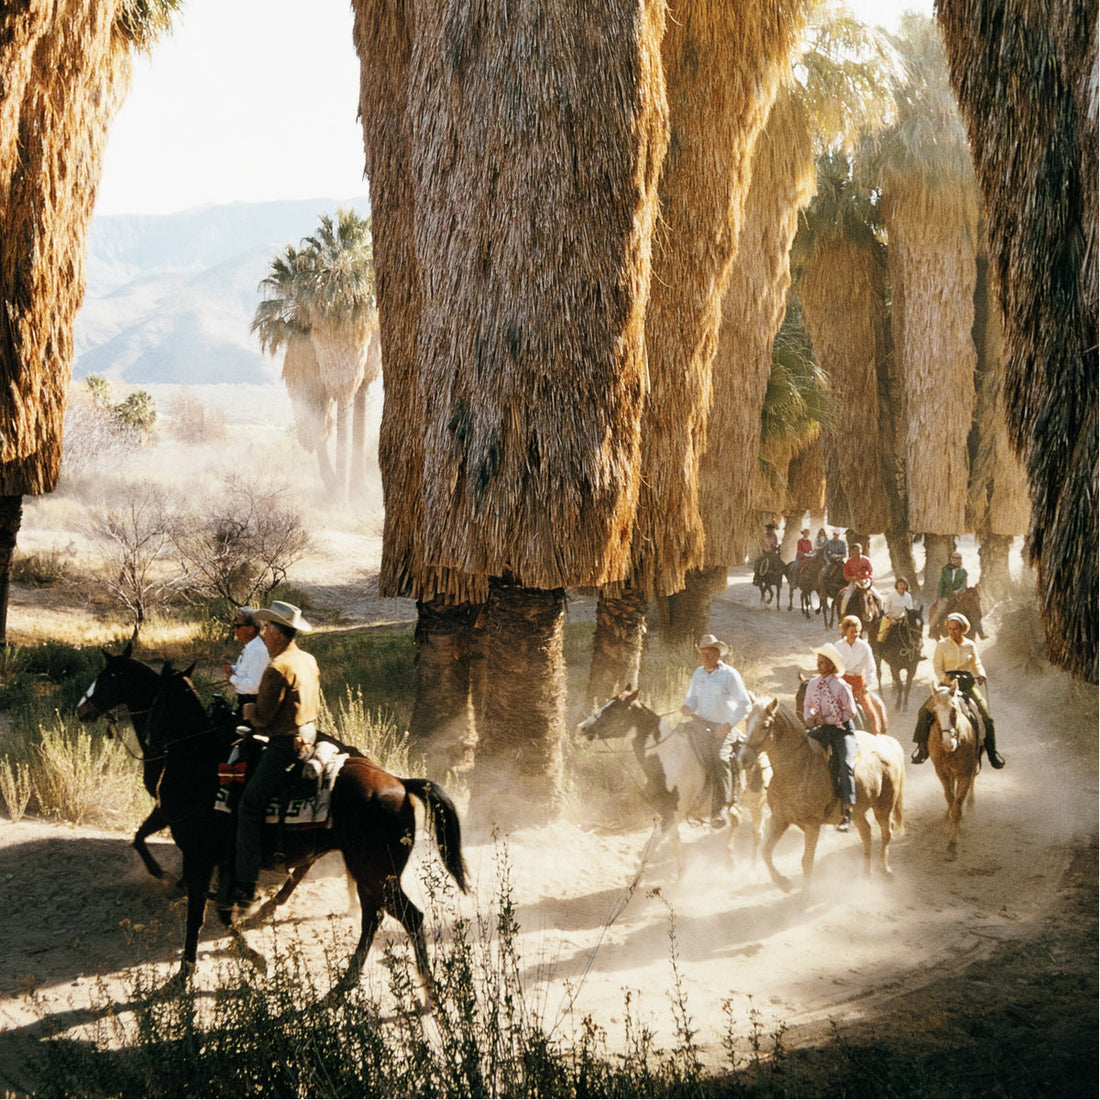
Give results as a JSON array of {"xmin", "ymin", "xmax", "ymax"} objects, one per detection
[
  {"xmin": 946, "ymin": 612, "xmax": 970, "ymax": 633},
  {"xmin": 812, "ymin": 642, "xmax": 846, "ymax": 676},
  {"xmin": 696, "ymin": 633, "xmax": 729, "ymax": 657},
  {"xmin": 254, "ymin": 600, "xmax": 312, "ymax": 633}
]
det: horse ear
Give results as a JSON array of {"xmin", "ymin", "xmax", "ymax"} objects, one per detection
[
  {"xmin": 625, "ymin": 687, "xmax": 640, "ymax": 702},
  {"xmin": 160, "ymin": 660, "xmax": 174, "ymax": 677},
  {"xmin": 122, "ymin": 640, "xmax": 133, "ymax": 659},
  {"xmin": 183, "ymin": 662, "xmax": 197, "ymax": 679},
  {"xmin": 765, "ymin": 697, "xmax": 779, "ymax": 717}
]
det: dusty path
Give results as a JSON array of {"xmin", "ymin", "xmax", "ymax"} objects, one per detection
[{"xmin": 0, "ymin": 544, "xmax": 1096, "ymax": 1090}]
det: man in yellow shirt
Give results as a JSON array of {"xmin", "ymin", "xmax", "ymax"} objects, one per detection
[{"xmin": 911, "ymin": 613, "xmax": 1004, "ymax": 768}]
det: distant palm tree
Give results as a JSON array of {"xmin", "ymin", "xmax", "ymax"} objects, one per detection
[
  {"xmin": 252, "ymin": 210, "xmax": 379, "ymax": 500},
  {"xmin": 0, "ymin": 0, "xmax": 181, "ymax": 642}
]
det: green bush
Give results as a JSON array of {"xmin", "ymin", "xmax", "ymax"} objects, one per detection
[{"xmin": 10, "ymin": 546, "xmax": 71, "ymax": 586}]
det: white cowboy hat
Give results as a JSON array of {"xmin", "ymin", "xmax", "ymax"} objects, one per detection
[
  {"xmin": 254, "ymin": 600, "xmax": 312, "ymax": 633},
  {"xmin": 946, "ymin": 612, "xmax": 970, "ymax": 634},
  {"xmin": 812, "ymin": 642, "xmax": 846, "ymax": 676},
  {"xmin": 696, "ymin": 633, "xmax": 729, "ymax": 657}
]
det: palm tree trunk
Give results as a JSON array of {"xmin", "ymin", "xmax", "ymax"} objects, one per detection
[
  {"xmin": 779, "ymin": 512, "xmax": 803, "ymax": 560},
  {"xmin": 350, "ymin": 379, "xmax": 368, "ymax": 497},
  {"xmin": 315, "ymin": 436, "xmax": 338, "ymax": 497},
  {"xmin": 0, "ymin": 495, "xmax": 23, "ymax": 645},
  {"xmin": 922, "ymin": 533, "xmax": 954, "ymax": 602},
  {"xmin": 587, "ymin": 586, "xmax": 648, "ymax": 706},
  {"xmin": 470, "ymin": 578, "xmax": 566, "ymax": 826},
  {"xmin": 885, "ymin": 528, "xmax": 918, "ymax": 583},
  {"xmin": 661, "ymin": 567, "xmax": 723, "ymax": 648},
  {"xmin": 409, "ymin": 597, "xmax": 480, "ymax": 775},
  {"xmin": 334, "ymin": 397, "xmax": 351, "ymax": 502},
  {"xmin": 978, "ymin": 533, "xmax": 1014, "ymax": 600}
]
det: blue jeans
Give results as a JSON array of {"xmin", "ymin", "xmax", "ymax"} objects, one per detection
[
  {"xmin": 235, "ymin": 736, "xmax": 299, "ymax": 886},
  {"xmin": 810, "ymin": 722, "xmax": 856, "ymax": 805}
]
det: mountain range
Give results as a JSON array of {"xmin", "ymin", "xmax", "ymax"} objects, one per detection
[{"xmin": 74, "ymin": 197, "xmax": 371, "ymax": 387}]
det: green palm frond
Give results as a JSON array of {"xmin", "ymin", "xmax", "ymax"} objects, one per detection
[
  {"xmin": 761, "ymin": 299, "xmax": 831, "ymax": 450},
  {"xmin": 300, "ymin": 208, "xmax": 376, "ymax": 323},
  {"xmin": 251, "ymin": 244, "xmax": 315, "ymax": 355}
]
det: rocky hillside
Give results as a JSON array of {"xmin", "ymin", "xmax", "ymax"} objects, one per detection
[{"xmin": 75, "ymin": 196, "xmax": 370, "ymax": 386}]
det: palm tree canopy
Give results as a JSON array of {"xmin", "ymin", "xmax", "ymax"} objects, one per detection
[
  {"xmin": 251, "ymin": 243, "xmax": 315, "ymax": 355},
  {"xmin": 300, "ymin": 208, "xmax": 376, "ymax": 325}
]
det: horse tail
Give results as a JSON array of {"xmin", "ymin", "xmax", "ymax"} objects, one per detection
[
  {"xmin": 403, "ymin": 778, "xmax": 470, "ymax": 893},
  {"xmin": 891, "ymin": 765, "xmax": 905, "ymax": 835}
]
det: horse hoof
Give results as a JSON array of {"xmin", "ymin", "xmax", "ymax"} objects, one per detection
[{"xmin": 945, "ymin": 846, "xmax": 958, "ymax": 862}]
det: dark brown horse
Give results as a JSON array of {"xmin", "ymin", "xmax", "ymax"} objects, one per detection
[
  {"xmin": 815, "ymin": 560, "xmax": 847, "ymax": 629},
  {"xmin": 75, "ymin": 643, "xmax": 179, "ymax": 881},
  {"xmin": 927, "ymin": 585, "xmax": 984, "ymax": 640},
  {"xmin": 77, "ymin": 652, "xmax": 468, "ymax": 996},
  {"xmin": 873, "ymin": 606, "xmax": 926, "ymax": 710}
]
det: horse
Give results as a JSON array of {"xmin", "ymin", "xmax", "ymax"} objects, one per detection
[
  {"xmin": 737, "ymin": 696, "xmax": 905, "ymax": 893},
  {"xmin": 874, "ymin": 607, "xmax": 925, "ymax": 710},
  {"xmin": 785, "ymin": 555, "xmax": 820, "ymax": 617},
  {"xmin": 814, "ymin": 559, "xmax": 847, "ymax": 629},
  {"xmin": 838, "ymin": 581, "xmax": 882, "ymax": 632},
  {"xmin": 925, "ymin": 678, "xmax": 981, "ymax": 861},
  {"xmin": 76, "ymin": 652, "xmax": 468, "ymax": 995},
  {"xmin": 577, "ymin": 689, "xmax": 770, "ymax": 877},
  {"xmin": 927, "ymin": 585, "xmax": 984, "ymax": 640},
  {"xmin": 752, "ymin": 550, "xmax": 786, "ymax": 606},
  {"xmin": 75, "ymin": 642, "xmax": 185, "ymax": 881}
]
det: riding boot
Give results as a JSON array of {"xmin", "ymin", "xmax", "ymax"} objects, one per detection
[
  {"xmin": 983, "ymin": 719, "xmax": 1005, "ymax": 769},
  {"xmin": 711, "ymin": 760, "xmax": 732, "ymax": 828},
  {"xmin": 836, "ymin": 806, "xmax": 853, "ymax": 832},
  {"xmin": 911, "ymin": 705, "xmax": 933, "ymax": 764}
]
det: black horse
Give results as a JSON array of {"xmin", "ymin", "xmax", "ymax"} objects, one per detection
[
  {"xmin": 787, "ymin": 554, "xmax": 822, "ymax": 617},
  {"xmin": 874, "ymin": 606, "xmax": 925, "ymax": 711},
  {"xmin": 815, "ymin": 559, "xmax": 846, "ymax": 629},
  {"xmin": 76, "ymin": 643, "xmax": 180, "ymax": 881},
  {"xmin": 752, "ymin": 550, "xmax": 786, "ymax": 605},
  {"xmin": 77, "ymin": 651, "xmax": 468, "ymax": 995}
]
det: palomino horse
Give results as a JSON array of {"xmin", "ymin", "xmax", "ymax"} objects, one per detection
[
  {"xmin": 874, "ymin": 606, "xmax": 925, "ymax": 710},
  {"xmin": 578, "ymin": 689, "xmax": 770, "ymax": 877},
  {"xmin": 925, "ymin": 679, "xmax": 981, "ymax": 861},
  {"xmin": 738, "ymin": 697, "xmax": 905, "ymax": 892},
  {"xmin": 928, "ymin": 585, "xmax": 984, "ymax": 640},
  {"xmin": 77, "ymin": 652, "xmax": 468, "ymax": 994},
  {"xmin": 752, "ymin": 550, "xmax": 786, "ymax": 606}
]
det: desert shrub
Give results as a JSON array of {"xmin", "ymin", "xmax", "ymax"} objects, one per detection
[
  {"xmin": 10, "ymin": 546, "xmax": 72, "ymax": 586},
  {"xmin": 320, "ymin": 685, "xmax": 418, "ymax": 774},
  {"xmin": 167, "ymin": 388, "xmax": 228, "ymax": 444}
]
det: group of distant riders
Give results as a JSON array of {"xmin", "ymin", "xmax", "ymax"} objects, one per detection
[{"xmin": 687, "ymin": 526, "xmax": 1004, "ymax": 837}]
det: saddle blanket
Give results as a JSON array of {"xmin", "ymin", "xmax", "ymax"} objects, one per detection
[{"xmin": 214, "ymin": 739, "xmax": 349, "ymax": 826}]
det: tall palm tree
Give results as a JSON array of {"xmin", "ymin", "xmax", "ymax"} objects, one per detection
[
  {"xmin": 875, "ymin": 13, "xmax": 980, "ymax": 598},
  {"xmin": 252, "ymin": 244, "xmax": 338, "ymax": 495},
  {"xmin": 937, "ymin": 0, "xmax": 1098, "ymax": 682},
  {"xmin": 0, "ymin": 0, "xmax": 180, "ymax": 642},
  {"xmin": 299, "ymin": 209, "xmax": 378, "ymax": 502}
]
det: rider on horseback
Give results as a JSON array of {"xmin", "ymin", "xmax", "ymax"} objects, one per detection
[
  {"xmin": 911, "ymin": 612, "xmax": 1004, "ymax": 769},
  {"xmin": 232, "ymin": 600, "xmax": 321, "ymax": 919},
  {"xmin": 878, "ymin": 577, "xmax": 914, "ymax": 643},
  {"xmin": 804, "ymin": 643, "xmax": 858, "ymax": 832},
  {"xmin": 823, "ymin": 529, "xmax": 847, "ymax": 564},
  {"xmin": 836, "ymin": 616, "xmax": 887, "ymax": 735},
  {"xmin": 681, "ymin": 634, "xmax": 752, "ymax": 830},
  {"xmin": 838, "ymin": 542, "xmax": 879, "ymax": 620}
]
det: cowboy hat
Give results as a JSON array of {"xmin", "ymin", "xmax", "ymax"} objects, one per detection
[
  {"xmin": 946, "ymin": 612, "xmax": 970, "ymax": 633},
  {"xmin": 696, "ymin": 633, "xmax": 729, "ymax": 657},
  {"xmin": 253, "ymin": 600, "xmax": 312, "ymax": 633},
  {"xmin": 812, "ymin": 642, "xmax": 846, "ymax": 676}
]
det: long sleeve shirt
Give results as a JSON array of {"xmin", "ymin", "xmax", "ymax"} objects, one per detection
[
  {"xmin": 252, "ymin": 641, "xmax": 320, "ymax": 738},
  {"xmin": 230, "ymin": 634, "xmax": 269, "ymax": 695},
  {"xmin": 937, "ymin": 564, "xmax": 968, "ymax": 598},
  {"xmin": 933, "ymin": 637, "xmax": 986, "ymax": 683},
  {"xmin": 836, "ymin": 637, "xmax": 875, "ymax": 681},
  {"xmin": 683, "ymin": 662, "xmax": 751, "ymax": 727},
  {"xmin": 804, "ymin": 673, "xmax": 857, "ymax": 727},
  {"xmin": 843, "ymin": 555, "xmax": 874, "ymax": 583},
  {"xmin": 882, "ymin": 588, "xmax": 914, "ymax": 620}
]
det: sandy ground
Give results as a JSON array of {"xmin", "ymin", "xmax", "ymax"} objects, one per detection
[{"xmin": 0, "ymin": 536, "xmax": 1096, "ymax": 1091}]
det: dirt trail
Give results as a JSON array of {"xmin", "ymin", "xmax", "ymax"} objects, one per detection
[{"xmin": 0, "ymin": 543, "xmax": 1096, "ymax": 1088}]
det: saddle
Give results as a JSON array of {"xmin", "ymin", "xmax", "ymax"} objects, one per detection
[
  {"xmin": 215, "ymin": 732, "xmax": 350, "ymax": 829},
  {"xmin": 945, "ymin": 671, "xmax": 988, "ymax": 751}
]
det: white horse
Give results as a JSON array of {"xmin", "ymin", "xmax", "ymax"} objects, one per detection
[{"xmin": 577, "ymin": 688, "xmax": 770, "ymax": 879}]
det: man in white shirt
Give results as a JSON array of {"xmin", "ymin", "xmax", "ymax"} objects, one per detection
[
  {"xmin": 681, "ymin": 634, "xmax": 752, "ymax": 828},
  {"xmin": 223, "ymin": 606, "xmax": 270, "ymax": 716}
]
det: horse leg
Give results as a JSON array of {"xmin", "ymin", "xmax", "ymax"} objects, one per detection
[
  {"xmin": 854, "ymin": 811, "xmax": 874, "ymax": 877},
  {"xmin": 761, "ymin": 817, "xmax": 792, "ymax": 893},
  {"xmin": 871, "ymin": 802, "xmax": 895, "ymax": 878},
  {"xmin": 241, "ymin": 856, "xmax": 321, "ymax": 928},
  {"xmin": 384, "ymin": 878, "xmax": 434, "ymax": 1010},
  {"xmin": 800, "ymin": 824, "xmax": 822, "ymax": 892},
  {"xmin": 133, "ymin": 807, "xmax": 168, "ymax": 880}
]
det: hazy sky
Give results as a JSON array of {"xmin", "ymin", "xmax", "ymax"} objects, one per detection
[{"xmin": 95, "ymin": 0, "xmax": 934, "ymax": 218}]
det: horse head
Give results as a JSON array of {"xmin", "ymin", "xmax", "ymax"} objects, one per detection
[
  {"xmin": 928, "ymin": 681, "xmax": 963, "ymax": 752},
  {"xmin": 75, "ymin": 642, "xmax": 155, "ymax": 727},
  {"xmin": 741, "ymin": 695, "xmax": 782, "ymax": 763},
  {"xmin": 577, "ymin": 687, "xmax": 643, "ymax": 742}
]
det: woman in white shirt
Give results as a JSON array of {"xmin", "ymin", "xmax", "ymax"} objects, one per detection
[
  {"xmin": 836, "ymin": 616, "xmax": 886, "ymax": 735},
  {"xmin": 223, "ymin": 606, "xmax": 270, "ymax": 715},
  {"xmin": 878, "ymin": 577, "xmax": 914, "ymax": 642}
]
